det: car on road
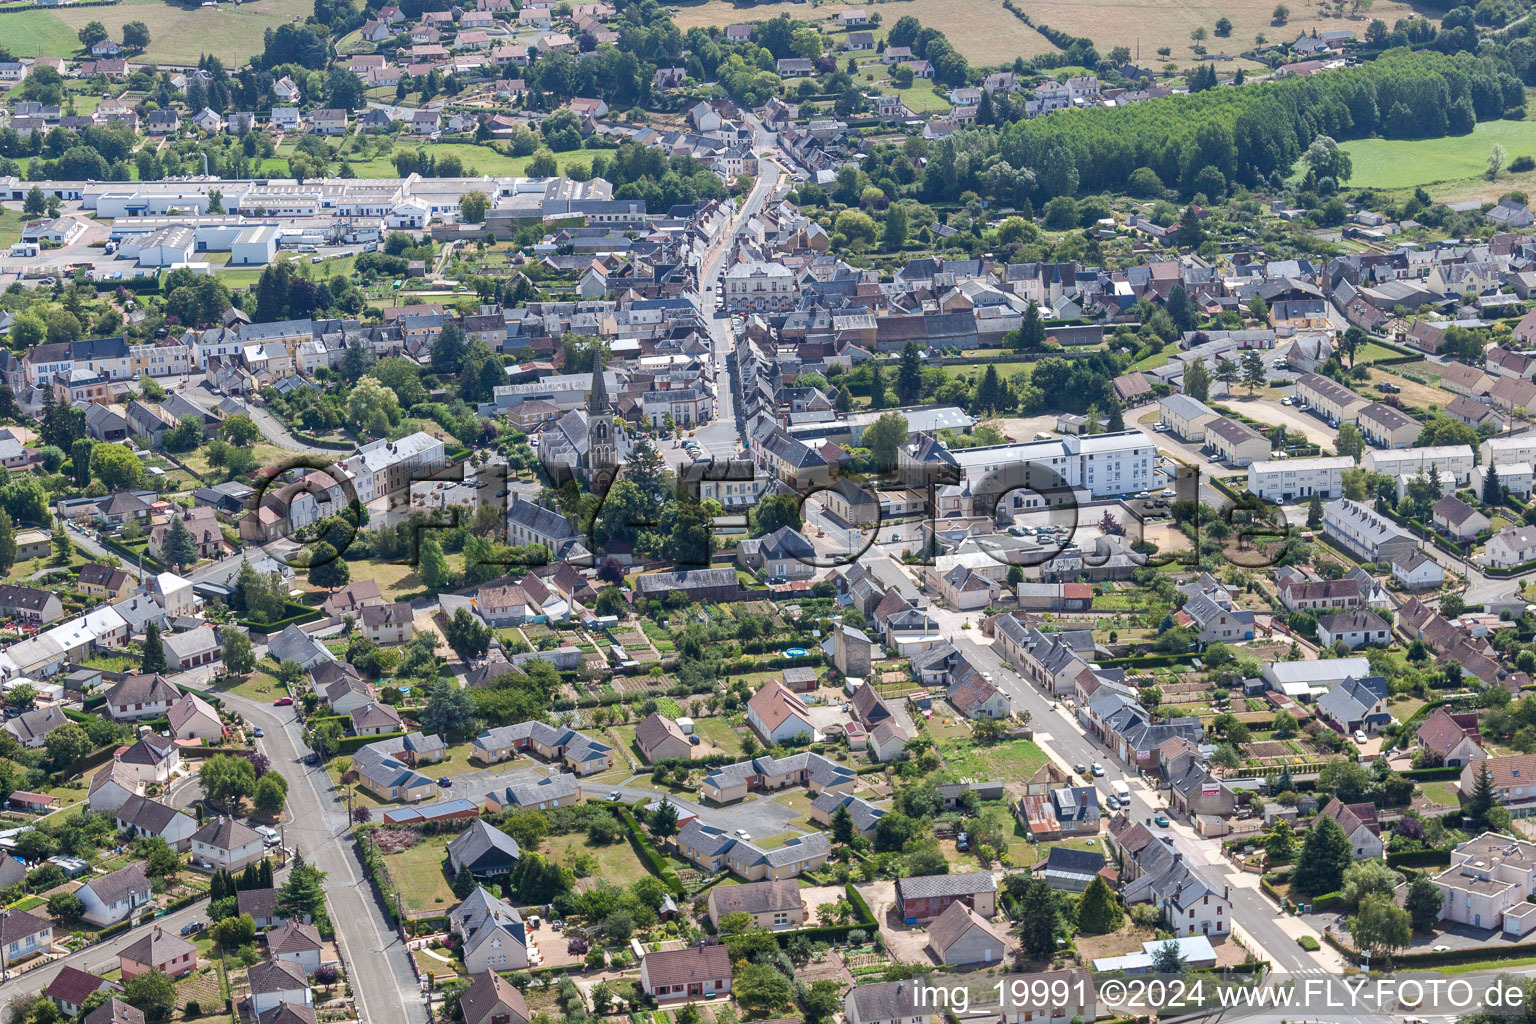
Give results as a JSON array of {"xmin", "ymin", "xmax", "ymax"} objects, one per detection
[
  {"xmin": 608, "ymin": 790, "xmax": 622, "ymax": 801},
  {"xmin": 252, "ymin": 727, "xmax": 264, "ymax": 738},
  {"xmin": 273, "ymin": 697, "xmax": 293, "ymax": 706},
  {"xmin": 1281, "ymin": 396, "xmax": 1292, "ymax": 405},
  {"xmin": 1105, "ymin": 795, "xmax": 1120, "ymax": 810},
  {"xmin": 1073, "ymin": 763, "xmax": 1086, "ymax": 776},
  {"xmin": 1154, "ymin": 814, "xmax": 1170, "ymax": 827},
  {"xmin": 1091, "ymin": 762, "xmax": 1104, "ymax": 776},
  {"xmin": 180, "ymin": 921, "xmax": 205, "ymax": 936},
  {"xmin": 438, "ymin": 777, "xmax": 452, "ymax": 787}
]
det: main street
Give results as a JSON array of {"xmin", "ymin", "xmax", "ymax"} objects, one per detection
[{"xmin": 217, "ymin": 688, "xmax": 429, "ymax": 1024}]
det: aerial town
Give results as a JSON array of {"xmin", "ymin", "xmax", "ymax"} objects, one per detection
[{"xmin": 1, "ymin": 0, "xmax": 1536, "ymax": 1022}]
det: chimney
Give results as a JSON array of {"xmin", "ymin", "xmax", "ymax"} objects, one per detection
[{"xmin": 1224, "ymin": 885, "xmax": 1230, "ymax": 899}]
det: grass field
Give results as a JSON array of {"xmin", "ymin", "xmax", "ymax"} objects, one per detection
[
  {"xmin": 11, "ymin": 0, "xmax": 314, "ymax": 66},
  {"xmin": 1326, "ymin": 119, "xmax": 1536, "ymax": 191},
  {"xmin": 342, "ymin": 143, "xmax": 599, "ymax": 179},
  {"xmin": 670, "ymin": 0, "xmax": 1058, "ymax": 65},
  {"xmin": 384, "ymin": 837, "xmax": 456, "ymax": 913},
  {"xmin": 544, "ymin": 832, "xmax": 652, "ymax": 886},
  {"xmin": 941, "ymin": 737, "xmax": 1049, "ymax": 779}
]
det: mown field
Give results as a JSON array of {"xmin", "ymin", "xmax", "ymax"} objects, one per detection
[
  {"xmin": 670, "ymin": 0, "xmax": 1058, "ymax": 65},
  {"xmin": 9, "ymin": 0, "xmax": 314, "ymax": 66},
  {"xmin": 671, "ymin": 0, "xmax": 1426, "ymax": 68},
  {"xmin": 1328, "ymin": 118, "xmax": 1536, "ymax": 191}
]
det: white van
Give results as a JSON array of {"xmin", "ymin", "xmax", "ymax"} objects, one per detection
[{"xmin": 1110, "ymin": 780, "xmax": 1131, "ymax": 803}]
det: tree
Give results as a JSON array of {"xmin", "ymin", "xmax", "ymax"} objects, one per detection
[
  {"xmin": 1241, "ymin": 350, "xmax": 1266, "ymax": 393},
  {"xmin": 220, "ymin": 414, "xmax": 260, "ymax": 448},
  {"xmin": 896, "ymin": 343, "xmax": 923, "ymax": 404},
  {"xmin": 1273, "ymin": 3, "xmax": 1289, "ymax": 21},
  {"xmin": 123, "ymin": 971, "xmax": 177, "ymax": 1022},
  {"xmin": 163, "ymin": 416, "xmax": 203, "ymax": 453},
  {"xmin": 1350, "ymin": 892, "xmax": 1411, "ymax": 955},
  {"xmin": 751, "ymin": 493, "xmax": 802, "ymax": 538},
  {"xmin": 1017, "ymin": 301, "xmax": 1047, "ymax": 350},
  {"xmin": 199, "ymin": 754, "xmax": 257, "ymax": 809},
  {"xmin": 863, "ymin": 411, "xmax": 909, "ymax": 472},
  {"xmin": 418, "ymin": 534, "xmax": 450, "ymax": 590},
  {"xmin": 831, "ymin": 804, "xmax": 855, "ymax": 846},
  {"xmin": 1489, "ymin": 143, "xmax": 1508, "ymax": 180},
  {"xmin": 141, "ymin": 836, "xmax": 180, "ymax": 879},
  {"xmin": 1264, "ymin": 819, "xmax": 1295, "ymax": 861},
  {"xmin": 159, "ymin": 516, "xmax": 199, "ymax": 571},
  {"xmin": 1291, "ymin": 813, "xmax": 1351, "ymax": 896},
  {"xmin": 1335, "ymin": 422, "xmax": 1365, "ymax": 463},
  {"xmin": 306, "ymin": 541, "xmax": 350, "ymax": 591},
  {"xmin": 1341, "ymin": 859, "xmax": 1402, "ymax": 909},
  {"xmin": 1406, "ymin": 873, "xmax": 1444, "ymax": 932},
  {"xmin": 734, "ymin": 963, "xmax": 793, "ymax": 1017},
  {"xmin": 1466, "ymin": 760, "xmax": 1496, "ymax": 829},
  {"xmin": 277, "ymin": 852, "xmax": 328, "ymax": 926},
  {"xmin": 90, "ymin": 442, "xmax": 143, "ymax": 491},
  {"xmin": 44, "ymin": 723, "xmax": 91, "ymax": 769},
  {"xmin": 883, "ymin": 203, "xmax": 908, "ymax": 251},
  {"xmin": 460, "ymin": 190, "xmax": 490, "ymax": 223},
  {"xmin": 1077, "ymin": 875, "xmax": 1123, "ymax": 933},
  {"xmin": 141, "ymin": 622, "xmax": 167, "ymax": 674},
  {"xmin": 1484, "ymin": 461, "xmax": 1504, "ymax": 506},
  {"xmin": 648, "ymin": 798, "xmax": 679, "ymax": 839},
  {"xmin": 1215, "ymin": 15, "xmax": 1232, "ymax": 33},
  {"xmin": 420, "ymin": 680, "xmax": 479, "ymax": 740},
  {"xmin": 867, "ymin": 360, "xmax": 886, "ymax": 409},
  {"xmin": 1151, "ymin": 940, "xmax": 1187, "ymax": 973},
  {"xmin": 48, "ymin": 891, "xmax": 85, "ymax": 922},
  {"xmin": 211, "ymin": 913, "xmax": 256, "ymax": 951},
  {"xmin": 1185, "ymin": 360, "xmax": 1211, "ymax": 402},
  {"xmin": 443, "ymin": 606, "xmax": 492, "ymax": 661},
  {"xmin": 77, "ymin": 21, "xmax": 107, "ymax": 48},
  {"xmin": 1017, "ymin": 877, "xmax": 1058, "ymax": 959},
  {"xmin": 223, "ymin": 629, "xmax": 256, "ymax": 675},
  {"xmin": 1306, "ymin": 494, "xmax": 1323, "ymax": 529},
  {"xmin": 252, "ymin": 773, "xmax": 288, "ymax": 817},
  {"xmin": 122, "ymin": 20, "xmax": 149, "ymax": 49}
]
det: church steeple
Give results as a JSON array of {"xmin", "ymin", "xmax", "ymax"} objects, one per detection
[
  {"xmin": 588, "ymin": 345, "xmax": 610, "ymax": 415},
  {"xmin": 587, "ymin": 344, "xmax": 616, "ymax": 476}
]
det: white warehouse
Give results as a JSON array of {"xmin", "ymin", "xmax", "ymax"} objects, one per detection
[{"xmin": 231, "ymin": 225, "xmax": 280, "ymax": 266}]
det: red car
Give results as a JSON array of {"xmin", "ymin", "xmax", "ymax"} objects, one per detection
[{"xmin": 273, "ymin": 697, "xmax": 294, "ymax": 707}]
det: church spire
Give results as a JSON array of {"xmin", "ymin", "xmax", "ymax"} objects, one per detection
[{"xmin": 588, "ymin": 345, "xmax": 609, "ymax": 415}]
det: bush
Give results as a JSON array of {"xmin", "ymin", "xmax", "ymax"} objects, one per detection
[
  {"xmin": 1297, "ymin": 935, "xmax": 1320, "ymax": 951},
  {"xmin": 1512, "ymin": 155, "xmax": 1535, "ymax": 173}
]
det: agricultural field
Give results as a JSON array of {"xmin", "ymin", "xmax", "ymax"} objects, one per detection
[
  {"xmin": 11, "ymin": 0, "xmax": 315, "ymax": 66},
  {"xmin": 670, "ymin": 0, "xmax": 1058, "ymax": 65},
  {"xmin": 1018, "ymin": 0, "xmax": 1424, "ymax": 67},
  {"xmin": 1328, "ymin": 119, "xmax": 1536, "ymax": 191}
]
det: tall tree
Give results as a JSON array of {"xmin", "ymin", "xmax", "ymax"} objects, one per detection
[
  {"xmin": 1184, "ymin": 360, "xmax": 1211, "ymax": 402},
  {"xmin": 1016, "ymin": 301, "xmax": 1047, "ymax": 351},
  {"xmin": 141, "ymin": 622, "xmax": 167, "ymax": 674},
  {"xmin": 160, "ymin": 516, "xmax": 199, "ymax": 571},
  {"xmin": 1241, "ymin": 350, "xmax": 1266, "ymax": 393},
  {"xmin": 1484, "ymin": 461, "xmax": 1504, "ymax": 506},
  {"xmin": 896, "ymin": 342, "xmax": 923, "ymax": 404},
  {"xmin": 1291, "ymin": 813, "xmax": 1352, "ymax": 896}
]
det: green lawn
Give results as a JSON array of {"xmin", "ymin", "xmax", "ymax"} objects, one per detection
[
  {"xmin": 893, "ymin": 82, "xmax": 951, "ymax": 114},
  {"xmin": 384, "ymin": 837, "xmax": 457, "ymax": 913},
  {"xmin": 342, "ymin": 143, "xmax": 600, "ymax": 179},
  {"xmin": 213, "ymin": 669, "xmax": 287, "ymax": 703},
  {"xmin": 9, "ymin": 0, "xmax": 314, "ymax": 65},
  {"xmin": 0, "ymin": 208, "xmax": 27, "ymax": 249},
  {"xmin": 543, "ymin": 831, "xmax": 652, "ymax": 885},
  {"xmin": 1323, "ymin": 120, "xmax": 1536, "ymax": 190},
  {"xmin": 940, "ymin": 737, "xmax": 1049, "ymax": 779},
  {"xmin": 1351, "ymin": 340, "xmax": 1409, "ymax": 365},
  {"xmin": 693, "ymin": 716, "xmax": 746, "ymax": 758}
]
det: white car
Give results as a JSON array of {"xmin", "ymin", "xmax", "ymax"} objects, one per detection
[
  {"xmin": 1091, "ymin": 762, "xmax": 1104, "ymax": 777},
  {"xmin": 734, "ymin": 828, "xmax": 751, "ymax": 840},
  {"xmin": 1280, "ymin": 396, "xmax": 1292, "ymax": 405},
  {"xmin": 1354, "ymin": 729, "xmax": 1368, "ymax": 744}
]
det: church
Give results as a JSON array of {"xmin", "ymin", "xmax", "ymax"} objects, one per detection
[{"xmin": 536, "ymin": 348, "xmax": 628, "ymax": 488}]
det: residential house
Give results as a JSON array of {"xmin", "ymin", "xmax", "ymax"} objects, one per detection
[
  {"xmin": 189, "ymin": 816, "xmax": 267, "ymax": 871},
  {"xmin": 639, "ymin": 944, "xmax": 732, "ymax": 1002},
  {"xmin": 78, "ymin": 863, "xmax": 152, "ymax": 927}
]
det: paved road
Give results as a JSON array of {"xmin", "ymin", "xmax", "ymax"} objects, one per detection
[
  {"xmin": 206, "ymin": 686, "xmax": 428, "ymax": 1024},
  {"xmin": 695, "ymin": 157, "xmax": 786, "ymax": 459}
]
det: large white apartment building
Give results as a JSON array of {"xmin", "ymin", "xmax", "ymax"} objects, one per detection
[
  {"xmin": 1246, "ymin": 456, "xmax": 1353, "ymax": 503},
  {"xmin": 901, "ymin": 431, "xmax": 1157, "ymax": 501},
  {"xmin": 1362, "ymin": 445, "xmax": 1476, "ymax": 485},
  {"xmin": 1432, "ymin": 832, "xmax": 1536, "ymax": 937}
]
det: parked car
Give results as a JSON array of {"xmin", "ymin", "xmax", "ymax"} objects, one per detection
[
  {"xmin": 438, "ymin": 776, "xmax": 452, "ymax": 787},
  {"xmin": 273, "ymin": 697, "xmax": 293, "ymax": 706},
  {"xmin": 1154, "ymin": 814, "xmax": 1171, "ymax": 827},
  {"xmin": 1091, "ymin": 762, "xmax": 1104, "ymax": 777},
  {"xmin": 180, "ymin": 921, "xmax": 205, "ymax": 936},
  {"xmin": 252, "ymin": 726, "xmax": 264, "ymax": 738}
]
